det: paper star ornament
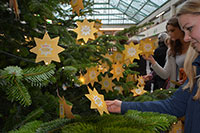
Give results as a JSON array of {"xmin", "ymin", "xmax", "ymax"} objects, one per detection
[
  {"xmin": 139, "ymin": 38, "xmax": 156, "ymax": 58},
  {"xmin": 110, "ymin": 63, "xmax": 125, "ymax": 81},
  {"xmin": 70, "ymin": 0, "xmax": 84, "ymax": 16},
  {"xmin": 85, "ymin": 87, "xmax": 109, "ymax": 115},
  {"xmin": 98, "ymin": 61, "xmax": 109, "ymax": 74},
  {"xmin": 131, "ymin": 86, "xmax": 147, "ymax": 96},
  {"xmin": 114, "ymin": 86, "xmax": 123, "ymax": 95},
  {"xmin": 94, "ymin": 19, "xmax": 102, "ymax": 29},
  {"xmin": 102, "ymin": 53, "xmax": 113, "ymax": 63},
  {"xmin": 30, "ymin": 32, "xmax": 64, "ymax": 65},
  {"xmin": 58, "ymin": 96, "xmax": 75, "ymax": 119},
  {"xmin": 73, "ymin": 19, "xmax": 98, "ymax": 43},
  {"xmin": 126, "ymin": 74, "xmax": 134, "ymax": 82},
  {"xmin": 112, "ymin": 51, "xmax": 125, "ymax": 64},
  {"xmin": 123, "ymin": 42, "xmax": 142, "ymax": 63},
  {"xmin": 85, "ymin": 66, "xmax": 100, "ymax": 86},
  {"xmin": 99, "ymin": 74, "xmax": 114, "ymax": 93},
  {"xmin": 137, "ymin": 75, "xmax": 145, "ymax": 87}
]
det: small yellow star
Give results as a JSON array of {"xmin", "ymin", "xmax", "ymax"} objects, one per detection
[
  {"xmin": 99, "ymin": 74, "xmax": 114, "ymax": 93},
  {"xmin": 137, "ymin": 75, "xmax": 145, "ymax": 87},
  {"xmin": 73, "ymin": 18, "xmax": 98, "ymax": 43},
  {"xmin": 110, "ymin": 63, "xmax": 125, "ymax": 81},
  {"xmin": 85, "ymin": 66, "xmax": 100, "ymax": 86},
  {"xmin": 70, "ymin": 0, "xmax": 84, "ymax": 16},
  {"xmin": 112, "ymin": 51, "xmax": 125, "ymax": 64},
  {"xmin": 85, "ymin": 87, "xmax": 109, "ymax": 115},
  {"xmin": 139, "ymin": 38, "xmax": 156, "ymax": 58},
  {"xmin": 131, "ymin": 86, "xmax": 147, "ymax": 96},
  {"xmin": 123, "ymin": 42, "xmax": 142, "ymax": 63},
  {"xmin": 30, "ymin": 32, "xmax": 64, "ymax": 65}
]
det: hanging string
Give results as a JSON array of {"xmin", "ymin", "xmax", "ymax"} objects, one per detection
[
  {"xmin": 0, "ymin": 50, "xmax": 36, "ymax": 63},
  {"xmin": 9, "ymin": 0, "xmax": 20, "ymax": 20}
]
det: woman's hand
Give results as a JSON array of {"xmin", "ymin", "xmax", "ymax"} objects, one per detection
[
  {"xmin": 105, "ymin": 100, "xmax": 122, "ymax": 113},
  {"xmin": 142, "ymin": 55, "xmax": 156, "ymax": 65},
  {"xmin": 143, "ymin": 74, "xmax": 153, "ymax": 81}
]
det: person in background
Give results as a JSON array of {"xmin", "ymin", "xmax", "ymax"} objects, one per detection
[
  {"xmin": 143, "ymin": 17, "xmax": 189, "ymax": 88},
  {"xmin": 144, "ymin": 33, "xmax": 169, "ymax": 91},
  {"xmin": 106, "ymin": 0, "xmax": 200, "ymax": 132}
]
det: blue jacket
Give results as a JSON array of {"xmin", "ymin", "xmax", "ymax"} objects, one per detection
[{"xmin": 121, "ymin": 55, "xmax": 200, "ymax": 133}]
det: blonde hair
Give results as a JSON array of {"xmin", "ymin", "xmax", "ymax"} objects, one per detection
[
  {"xmin": 177, "ymin": 0, "xmax": 200, "ymax": 17},
  {"xmin": 177, "ymin": 0, "xmax": 200, "ymax": 100}
]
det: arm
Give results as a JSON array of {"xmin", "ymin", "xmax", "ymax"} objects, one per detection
[
  {"xmin": 121, "ymin": 82, "xmax": 190, "ymax": 117},
  {"xmin": 151, "ymin": 49, "xmax": 175, "ymax": 79}
]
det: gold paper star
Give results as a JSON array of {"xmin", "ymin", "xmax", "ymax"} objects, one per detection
[
  {"xmin": 137, "ymin": 75, "xmax": 145, "ymax": 87},
  {"xmin": 98, "ymin": 61, "xmax": 109, "ymax": 74},
  {"xmin": 99, "ymin": 74, "xmax": 114, "ymax": 93},
  {"xmin": 73, "ymin": 19, "xmax": 98, "ymax": 43},
  {"xmin": 30, "ymin": 32, "xmax": 64, "ymax": 65},
  {"xmin": 139, "ymin": 38, "xmax": 156, "ymax": 58},
  {"xmin": 85, "ymin": 66, "xmax": 100, "ymax": 86},
  {"xmin": 85, "ymin": 87, "xmax": 109, "ymax": 115},
  {"xmin": 112, "ymin": 51, "xmax": 125, "ymax": 64},
  {"xmin": 70, "ymin": 0, "xmax": 84, "ymax": 16},
  {"xmin": 123, "ymin": 42, "xmax": 142, "ymax": 63},
  {"xmin": 126, "ymin": 74, "xmax": 134, "ymax": 82},
  {"xmin": 110, "ymin": 63, "xmax": 125, "ymax": 81},
  {"xmin": 114, "ymin": 86, "xmax": 123, "ymax": 95},
  {"xmin": 131, "ymin": 86, "xmax": 147, "ymax": 97},
  {"xmin": 94, "ymin": 19, "xmax": 102, "ymax": 29}
]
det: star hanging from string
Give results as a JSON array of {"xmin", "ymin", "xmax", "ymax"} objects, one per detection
[
  {"xmin": 70, "ymin": 0, "xmax": 84, "ymax": 16},
  {"xmin": 99, "ymin": 74, "xmax": 114, "ymax": 93},
  {"xmin": 131, "ymin": 86, "xmax": 147, "ymax": 97},
  {"xmin": 73, "ymin": 18, "xmax": 98, "ymax": 43},
  {"xmin": 85, "ymin": 87, "xmax": 109, "ymax": 116},
  {"xmin": 110, "ymin": 63, "xmax": 125, "ymax": 81},
  {"xmin": 139, "ymin": 38, "xmax": 156, "ymax": 58},
  {"xmin": 123, "ymin": 42, "xmax": 142, "ymax": 63},
  {"xmin": 30, "ymin": 32, "xmax": 65, "ymax": 65}
]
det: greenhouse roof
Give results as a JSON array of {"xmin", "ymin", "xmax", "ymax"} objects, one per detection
[{"xmin": 84, "ymin": 0, "xmax": 169, "ymax": 25}]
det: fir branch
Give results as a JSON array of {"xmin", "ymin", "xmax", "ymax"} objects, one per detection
[
  {"xmin": 36, "ymin": 118, "xmax": 70, "ymax": 133},
  {"xmin": 23, "ymin": 64, "xmax": 55, "ymax": 87},
  {"xmin": 14, "ymin": 108, "xmax": 44, "ymax": 129},
  {"xmin": 9, "ymin": 120, "xmax": 43, "ymax": 133},
  {"xmin": 6, "ymin": 79, "xmax": 31, "ymax": 106}
]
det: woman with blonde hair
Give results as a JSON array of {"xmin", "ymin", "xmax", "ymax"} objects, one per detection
[{"xmin": 106, "ymin": 0, "xmax": 200, "ymax": 132}]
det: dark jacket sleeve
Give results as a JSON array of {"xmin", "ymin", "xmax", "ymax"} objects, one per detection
[{"xmin": 121, "ymin": 82, "xmax": 190, "ymax": 117}]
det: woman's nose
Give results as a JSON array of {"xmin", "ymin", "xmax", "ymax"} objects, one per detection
[{"xmin": 184, "ymin": 33, "xmax": 191, "ymax": 42}]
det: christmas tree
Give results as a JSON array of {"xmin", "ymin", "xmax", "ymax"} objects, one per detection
[{"xmin": 0, "ymin": 0, "xmax": 177, "ymax": 132}]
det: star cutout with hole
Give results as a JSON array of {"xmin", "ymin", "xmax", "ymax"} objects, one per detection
[
  {"xmin": 85, "ymin": 87, "xmax": 109, "ymax": 115},
  {"xmin": 30, "ymin": 32, "xmax": 64, "ymax": 65},
  {"xmin": 73, "ymin": 18, "xmax": 98, "ymax": 43}
]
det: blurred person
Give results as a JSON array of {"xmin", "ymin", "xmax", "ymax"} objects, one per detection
[{"xmin": 143, "ymin": 17, "xmax": 189, "ymax": 88}]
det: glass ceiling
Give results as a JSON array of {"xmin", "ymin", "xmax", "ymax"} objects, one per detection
[{"xmin": 83, "ymin": 0, "xmax": 169, "ymax": 25}]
